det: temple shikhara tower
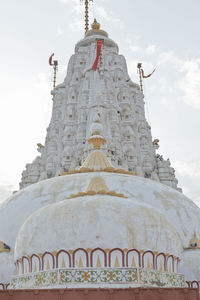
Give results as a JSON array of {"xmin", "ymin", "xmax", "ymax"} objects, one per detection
[
  {"xmin": 0, "ymin": 3, "xmax": 200, "ymax": 299},
  {"xmin": 20, "ymin": 19, "xmax": 180, "ymax": 192}
]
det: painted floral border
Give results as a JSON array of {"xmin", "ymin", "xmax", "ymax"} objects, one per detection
[{"xmin": 11, "ymin": 267, "xmax": 185, "ymax": 289}]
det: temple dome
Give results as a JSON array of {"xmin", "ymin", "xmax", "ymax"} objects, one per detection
[
  {"xmin": 1, "ymin": 171, "xmax": 200, "ymax": 285},
  {"xmin": 1, "ymin": 172, "xmax": 200, "ymax": 285},
  {"xmin": 14, "ymin": 194, "xmax": 180, "ymax": 260}
]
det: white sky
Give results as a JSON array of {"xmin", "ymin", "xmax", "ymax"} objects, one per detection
[{"xmin": 0, "ymin": 0, "xmax": 200, "ymax": 205}]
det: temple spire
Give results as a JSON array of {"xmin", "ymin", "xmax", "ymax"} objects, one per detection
[{"xmin": 81, "ymin": 0, "xmax": 93, "ymax": 34}]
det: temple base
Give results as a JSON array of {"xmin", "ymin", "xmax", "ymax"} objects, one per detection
[{"xmin": 0, "ymin": 288, "xmax": 199, "ymax": 300}]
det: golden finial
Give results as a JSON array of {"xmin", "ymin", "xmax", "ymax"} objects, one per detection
[
  {"xmin": 80, "ymin": 113, "xmax": 114, "ymax": 170},
  {"xmin": 86, "ymin": 18, "xmax": 108, "ymax": 37},
  {"xmin": 91, "ymin": 19, "xmax": 100, "ymax": 30},
  {"xmin": 60, "ymin": 113, "xmax": 134, "ymax": 176}
]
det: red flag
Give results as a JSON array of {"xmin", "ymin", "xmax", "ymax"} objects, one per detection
[
  {"xmin": 49, "ymin": 53, "xmax": 54, "ymax": 66},
  {"xmin": 141, "ymin": 68, "xmax": 156, "ymax": 78},
  {"xmin": 92, "ymin": 40, "xmax": 102, "ymax": 71}
]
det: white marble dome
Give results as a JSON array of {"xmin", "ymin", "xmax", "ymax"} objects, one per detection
[
  {"xmin": 1, "ymin": 172, "xmax": 200, "ymax": 284},
  {"xmin": 14, "ymin": 195, "xmax": 180, "ymax": 260}
]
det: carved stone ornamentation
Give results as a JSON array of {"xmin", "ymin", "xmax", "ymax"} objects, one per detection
[{"xmin": 19, "ymin": 22, "xmax": 181, "ymax": 192}]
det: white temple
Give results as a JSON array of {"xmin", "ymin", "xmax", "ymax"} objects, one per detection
[
  {"xmin": 19, "ymin": 20, "xmax": 180, "ymax": 192},
  {"xmin": 0, "ymin": 19, "xmax": 200, "ymax": 291}
]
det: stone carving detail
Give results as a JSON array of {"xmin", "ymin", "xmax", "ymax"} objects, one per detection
[
  {"xmin": 19, "ymin": 34, "xmax": 181, "ymax": 191},
  {"xmin": 156, "ymin": 155, "xmax": 181, "ymax": 191}
]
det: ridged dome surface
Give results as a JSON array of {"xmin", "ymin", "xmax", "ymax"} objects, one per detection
[{"xmin": 14, "ymin": 194, "xmax": 180, "ymax": 260}]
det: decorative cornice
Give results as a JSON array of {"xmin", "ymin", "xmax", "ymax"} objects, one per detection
[
  {"xmin": 61, "ymin": 168, "xmax": 134, "ymax": 176},
  {"xmin": 67, "ymin": 190, "xmax": 128, "ymax": 199},
  {"xmin": 10, "ymin": 267, "xmax": 185, "ymax": 290},
  {"xmin": 184, "ymin": 247, "xmax": 200, "ymax": 250},
  {"xmin": 15, "ymin": 247, "xmax": 179, "ymax": 276}
]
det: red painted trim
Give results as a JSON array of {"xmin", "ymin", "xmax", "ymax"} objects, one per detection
[
  {"xmin": 191, "ymin": 281, "xmax": 199, "ymax": 288},
  {"xmin": 56, "ymin": 250, "xmax": 71, "ymax": 268},
  {"xmin": 174, "ymin": 257, "xmax": 179, "ymax": 273},
  {"xmin": 15, "ymin": 248, "xmax": 180, "ymax": 276},
  {"xmin": 30, "ymin": 254, "xmax": 41, "ymax": 272},
  {"xmin": 126, "ymin": 249, "xmax": 141, "ymax": 267},
  {"xmin": 22, "ymin": 256, "xmax": 30, "ymax": 274},
  {"xmin": 166, "ymin": 255, "xmax": 174, "ymax": 272},
  {"xmin": 108, "ymin": 248, "xmax": 125, "ymax": 267},
  {"xmin": 155, "ymin": 253, "xmax": 166, "ymax": 271},
  {"xmin": 90, "ymin": 248, "xmax": 107, "ymax": 267},
  {"xmin": 4, "ymin": 284, "xmax": 10, "ymax": 290},
  {"xmin": 42, "ymin": 252, "xmax": 55, "ymax": 270},
  {"xmin": 73, "ymin": 248, "xmax": 89, "ymax": 268},
  {"xmin": 142, "ymin": 251, "xmax": 155, "ymax": 269}
]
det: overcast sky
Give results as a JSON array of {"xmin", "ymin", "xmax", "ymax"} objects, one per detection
[{"xmin": 0, "ymin": 0, "xmax": 199, "ymax": 205}]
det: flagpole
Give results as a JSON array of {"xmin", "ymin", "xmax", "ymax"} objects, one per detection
[
  {"xmin": 53, "ymin": 61, "xmax": 58, "ymax": 89},
  {"xmin": 81, "ymin": 0, "xmax": 93, "ymax": 35},
  {"xmin": 137, "ymin": 63, "xmax": 144, "ymax": 94},
  {"xmin": 49, "ymin": 53, "xmax": 58, "ymax": 90}
]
